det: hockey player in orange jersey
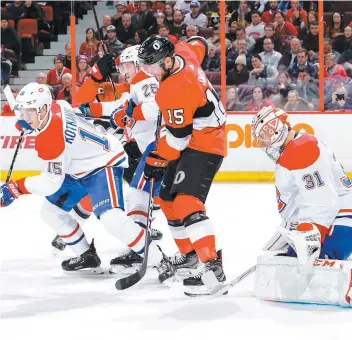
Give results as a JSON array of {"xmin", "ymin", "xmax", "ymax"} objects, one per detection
[{"xmin": 138, "ymin": 35, "xmax": 227, "ymax": 295}]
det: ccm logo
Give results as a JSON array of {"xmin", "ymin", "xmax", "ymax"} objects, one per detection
[
  {"xmin": 313, "ymin": 259, "xmax": 337, "ymax": 267},
  {"xmin": 153, "ymin": 161, "xmax": 167, "ymax": 167}
]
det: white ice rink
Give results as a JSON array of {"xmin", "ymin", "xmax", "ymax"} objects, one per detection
[{"xmin": 1, "ymin": 183, "xmax": 350, "ymax": 340}]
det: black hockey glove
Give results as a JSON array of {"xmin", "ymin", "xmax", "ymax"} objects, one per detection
[
  {"xmin": 124, "ymin": 140, "xmax": 142, "ymax": 162},
  {"xmin": 90, "ymin": 54, "xmax": 117, "ymax": 82},
  {"xmin": 144, "ymin": 151, "xmax": 168, "ymax": 182}
]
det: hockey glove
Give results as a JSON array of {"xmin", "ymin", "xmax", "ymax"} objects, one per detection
[
  {"xmin": 144, "ymin": 151, "xmax": 168, "ymax": 182},
  {"xmin": 75, "ymin": 102, "xmax": 93, "ymax": 119},
  {"xmin": 90, "ymin": 54, "xmax": 117, "ymax": 82},
  {"xmin": 124, "ymin": 139, "xmax": 142, "ymax": 162},
  {"xmin": 110, "ymin": 104, "xmax": 128, "ymax": 129},
  {"xmin": 126, "ymin": 99, "xmax": 136, "ymax": 118},
  {"xmin": 15, "ymin": 120, "xmax": 34, "ymax": 134},
  {"xmin": 0, "ymin": 180, "xmax": 23, "ymax": 207}
]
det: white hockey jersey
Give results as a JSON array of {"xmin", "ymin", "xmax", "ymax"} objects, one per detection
[
  {"xmin": 17, "ymin": 100, "xmax": 127, "ymax": 197},
  {"xmin": 97, "ymin": 71, "xmax": 160, "ymax": 153},
  {"xmin": 245, "ymin": 22, "xmax": 265, "ymax": 41},
  {"xmin": 275, "ymin": 133, "xmax": 352, "ymax": 231}
]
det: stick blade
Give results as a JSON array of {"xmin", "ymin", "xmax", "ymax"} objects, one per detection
[{"xmin": 115, "ymin": 267, "xmax": 146, "ymax": 290}]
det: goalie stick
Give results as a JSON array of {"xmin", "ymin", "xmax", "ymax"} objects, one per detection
[
  {"xmin": 209, "ymin": 265, "xmax": 257, "ymax": 296},
  {"xmin": 205, "ymin": 231, "xmax": 287, "ymax": 296},
  {"xmin": 115, "ymin": 111, "xmax": 162, "ymax": 290}
]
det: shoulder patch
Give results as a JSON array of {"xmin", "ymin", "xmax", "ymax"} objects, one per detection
[
  {"xmin": 278, "ymin": 134, "xmax": 320, "ymax": 171},
  {"xmin": 35, "ymin": 111, "xmax": 65, "ymax": 161}
]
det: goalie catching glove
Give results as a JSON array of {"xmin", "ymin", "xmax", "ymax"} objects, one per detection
[{"xmin": 143, "ymin": 151, "xmax": 168, "ymax": 182}]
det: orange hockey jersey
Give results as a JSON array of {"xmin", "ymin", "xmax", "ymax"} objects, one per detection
[
  {"xmin": 156, "ymin": 40, "xmax": 226, "ymax": 161},
  {"xmin": 76, "ymin": 77, "xmax": 130, "ymax": 116}
]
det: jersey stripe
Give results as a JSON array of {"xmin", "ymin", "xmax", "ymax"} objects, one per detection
[{"xmin": 106, "ymin": 168, "xmax": 118, "ymax": 208}]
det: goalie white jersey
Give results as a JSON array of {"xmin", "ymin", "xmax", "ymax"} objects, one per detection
[
  {"xmin": 275, "ymin": 132, "xmax": 352, "ymax": 230},
  {"xmin": 19, "ymin": 100, "xmax": 127, "ymax": 197}
]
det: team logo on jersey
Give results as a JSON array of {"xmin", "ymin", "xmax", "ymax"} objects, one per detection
[
  {"xmin": 174, "ymin": 170, "xmax": 186, "ymax": 185},
  {"xmin": 276, "ymin": 187, "xmax": 287, "ymax": 213}
]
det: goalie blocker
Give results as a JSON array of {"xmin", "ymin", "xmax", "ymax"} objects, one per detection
[{"xmin": 255, "ymin": 254, "xmax": 352, "ymax": 307}]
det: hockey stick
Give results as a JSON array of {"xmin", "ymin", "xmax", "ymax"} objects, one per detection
[
  {"xmin": 211, "ymin": 230, "xmax": 288, "ymax": 296},
  {"xmin": 210, "ymin": 265, "xmax": 257, "ymax": 296},
  {"xmin": 2, "ymin": 85, "xmax": 25, "ymax": 183},
  {"xmin": 115, "ymin": 111, "xmax": 163, "ymax": 290},
  {"xmin": 5, "ymin": 130, "xmax": 24, "ymax": 183}
]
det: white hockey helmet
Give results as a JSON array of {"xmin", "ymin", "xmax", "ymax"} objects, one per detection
[
  {"xmin": 251, "ymin": 106, "xmax": 291, "ymax": 162},
  {"xmin": 15, "ymin": 83, "xmax": 52, "ymax": 129},
  {"xmin": 119, "ymin": 45, "xmax": 140, "ymax": 72}
]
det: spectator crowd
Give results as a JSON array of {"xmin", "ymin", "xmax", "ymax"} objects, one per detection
[{"xmin": 2, "ymin": 1, "xmax": 352, "ymax": 111}]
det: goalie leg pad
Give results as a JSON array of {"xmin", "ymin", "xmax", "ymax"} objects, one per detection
[{"xmin": 254, "ymin": 252, "xmax": 352, "ymax": 307}]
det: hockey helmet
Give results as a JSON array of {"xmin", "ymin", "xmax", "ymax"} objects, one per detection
[
  {"xmin": 138, "ymin": 35, "xmax": 174, "ymax": 77},
  {"xmin": 15, "ymin": 83, "xmax": 53, "ymax": 130},
  {"xmin": 118, "ymin": 45, "xmax": 140, "ymax": 81},
  {"xmin": 251, "ymin": 106, "xmax": 291, "ymax": 162},
  {"xmin": 120, "ymin": 45, "xmax": 140, "ymax": 69}
]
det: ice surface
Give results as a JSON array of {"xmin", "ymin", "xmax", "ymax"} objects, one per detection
[{"xmin": 0, "ymin": 184, "xmax": 350, "ymax": 340}]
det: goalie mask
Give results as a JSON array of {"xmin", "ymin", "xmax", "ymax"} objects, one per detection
[
  {"xmin": 15, "ymin": 83, "xmax": 52, "ymax": 131},
  {"xmin": 251, "ymin": 106, "xmax": 290, "ymax": 162}
]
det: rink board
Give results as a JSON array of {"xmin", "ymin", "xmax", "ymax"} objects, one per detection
[{"xmin": 1, "ymin": 113, "xmax": 351, "ymax": 182}]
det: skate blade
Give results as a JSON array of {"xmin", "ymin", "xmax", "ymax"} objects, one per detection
[
  {"xmin": 109, "ymin": 264, "xmax": 141, "ymax": 275},
  {"xmin": 184, "ymin": 271, "xmax": 228, "ymax": 297},
  {"xmin": 184, "ymin": 284, "xmax": 228, "ymax": 297},
  {"xmin": 175, "ymin": 268, "xmax": 199, "ymax": 278},
  {"xmin": 63, "ymin": 266, "xmax": 105, "ymax": 275}
]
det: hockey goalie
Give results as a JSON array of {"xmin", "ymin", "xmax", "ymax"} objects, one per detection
[{"xmin": 251, "ymin": 106, "xmax": 352, "ymax": 307}]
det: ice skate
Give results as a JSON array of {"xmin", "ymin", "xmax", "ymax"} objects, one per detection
[
  {"xmin": 183, "ymin": 257, "xmax": 226, "ymax": 297},
  {"xmin": 169, "ymin": 250, "xmax": 200, "ymax": 277},
  {"xmin": 109, "ymin": 248, "xmax": 143, "ymax": 274},
  {"xmin": 151, "ymin": 227, "xmax": 163, "ymax": 241},
  {"xmin": 61, "ymin": 239, "xmax": 103, "ymax": 274},
  {"xmin": 154, "ymin": 249, "xmax": 177, "ymax": 286},
  {"xmin": 51, "ymin": 235, "xmax": 66, "ymax": 255}
]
